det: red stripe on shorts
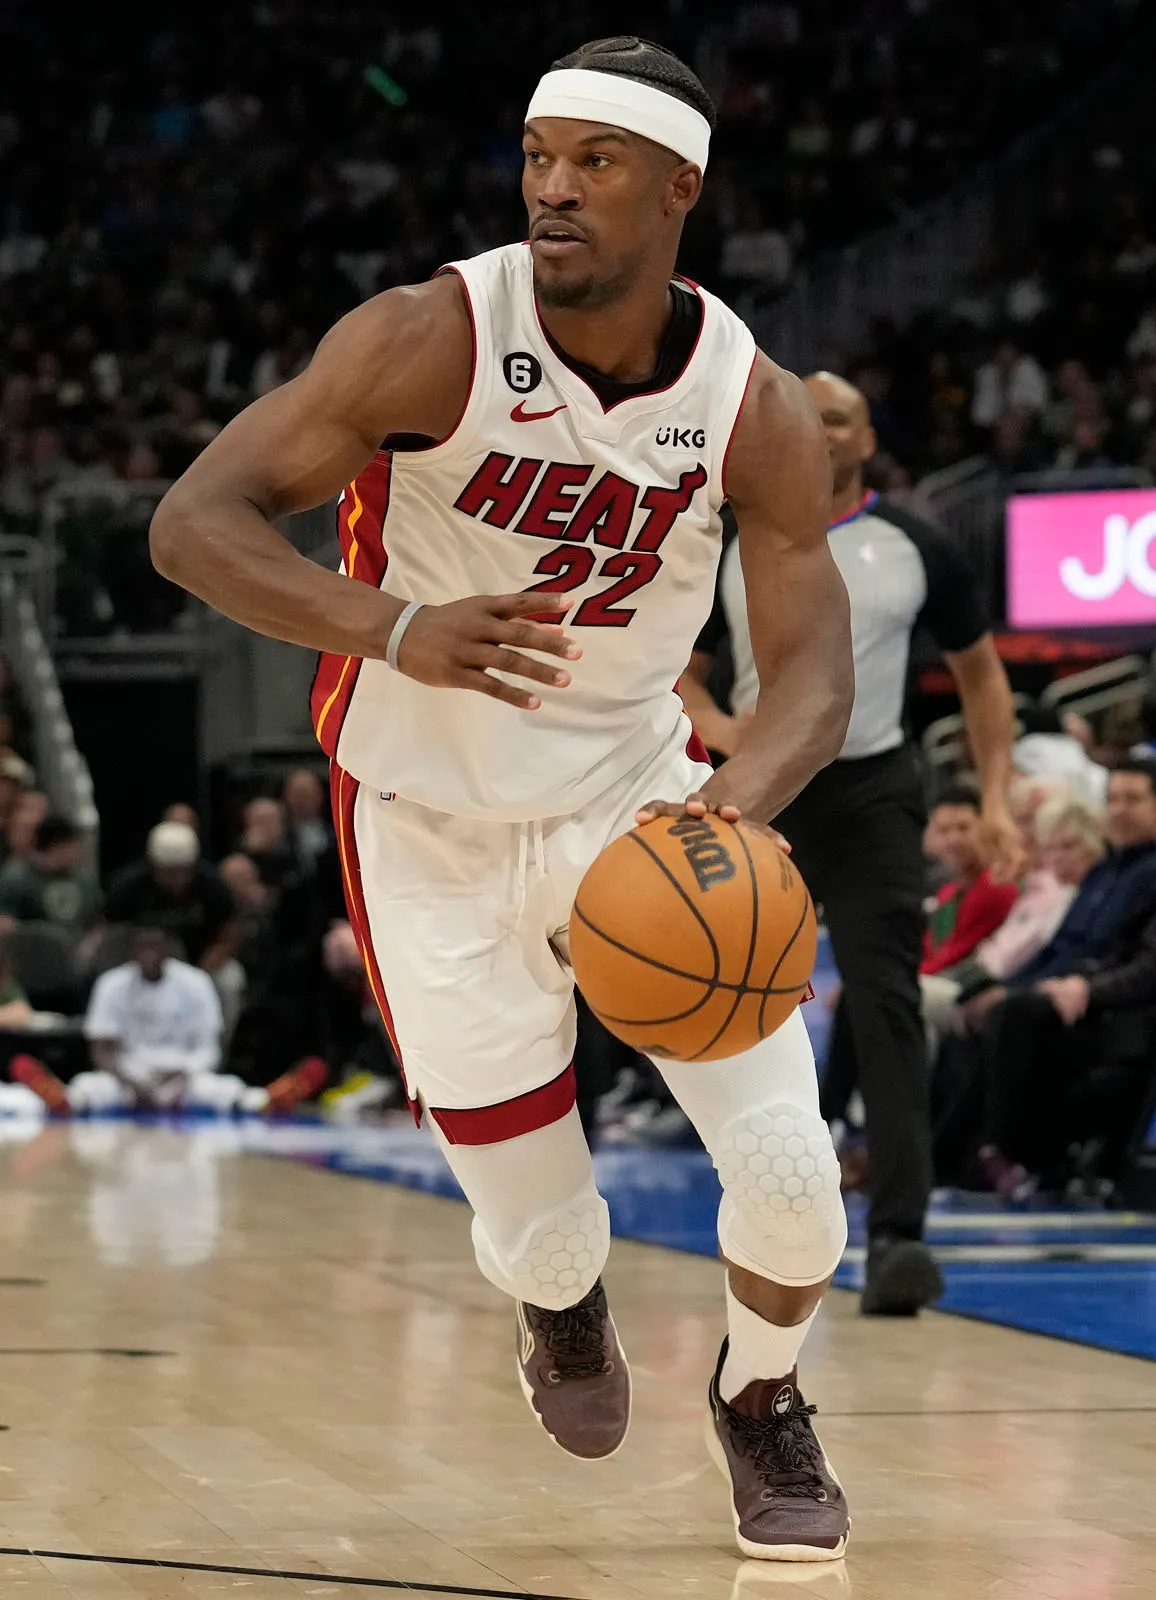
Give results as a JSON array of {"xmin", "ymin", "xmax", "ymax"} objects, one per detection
[
  {"xmin": 428, "ymin": 1063, "xmax": 577, "ymax": 1147},
  {"xmin": 329, "ymin": 762, "xmax": 417, "ymax": 1120}
]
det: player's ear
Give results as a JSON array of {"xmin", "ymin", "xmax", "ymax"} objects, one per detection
[
  {"xmin": 860, "ymin": 424, "xmax": 878, "ymax": 464},
  {"xmin": 666, "ymin": 162, "xmax": 703, "ymax": 216}
]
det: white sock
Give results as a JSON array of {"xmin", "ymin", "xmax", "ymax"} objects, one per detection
[{"xmin": 720, "ymin": 1278, "xmax": 817, "ymax": 1402}]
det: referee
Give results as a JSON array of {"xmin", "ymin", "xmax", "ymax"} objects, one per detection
[{"xmin": 682, "ymin": 371, "xmax": 1021, "ymax": 1315}]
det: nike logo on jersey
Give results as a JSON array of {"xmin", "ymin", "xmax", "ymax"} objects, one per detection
[{"xmin": 511, "ymin": 401, "xmax": 567, "ymax": 423}]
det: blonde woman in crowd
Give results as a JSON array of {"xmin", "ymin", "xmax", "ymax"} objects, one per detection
[{"xmin": 922, "ymin": 790, "xmax": 1105, "ymax": 1048}]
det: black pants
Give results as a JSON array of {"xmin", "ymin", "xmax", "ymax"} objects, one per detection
[
  {"xmin": 983, "ymin": 991, "xmax": 1102, "ymax": 1173},
  {"xmin": 778, "ymin": 745, "xmax": 931, "ymax": 1242}
]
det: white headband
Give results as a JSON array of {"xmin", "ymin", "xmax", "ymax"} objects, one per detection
[{"xmin": 526, "ymin": 67, "xmax": 710, "ymax": 172}]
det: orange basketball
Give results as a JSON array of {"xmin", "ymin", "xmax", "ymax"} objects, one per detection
[{"xmin": 570, "ymin": 815, "xmax": 816, "ymax": 1062}]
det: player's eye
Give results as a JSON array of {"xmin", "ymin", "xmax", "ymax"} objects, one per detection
[
  {"xmin": 585, "ymin": 154, "xmax": 611, "ymax": 169},
  {"xmin": 525, "ymin": 148, "xmax": 546, "ymax": 165}
]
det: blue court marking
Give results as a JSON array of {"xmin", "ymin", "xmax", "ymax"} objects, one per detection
[{"xmin": 254, "ymin": 1122, "xmax": 1156, "ymax": 1363}]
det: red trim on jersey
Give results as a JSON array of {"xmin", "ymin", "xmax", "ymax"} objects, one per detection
[
  {"xmin": 432, "ymin": 265, "xmax": 479, "ymax": 449},
  {"xmin": 531, "ymin": 275, "xmax": 707, "ymax": 416},
  {"xmin": 428, "ymin": 1064, "xmax": 577, "ymax": 1147},
  {"xmin": 686, "ymin": 727, "xmax": 713, "ymax": 767},
  {"xmin": 311, "ymin": 454, "xmax": 393, "ymax": 758},
  {"xmin": 720, "ymin": 349, "xmax": 758, "ymax": 503},
  {"xmin": 329, "ymin": 763, "xmax": 416, "ymax": 1117}
]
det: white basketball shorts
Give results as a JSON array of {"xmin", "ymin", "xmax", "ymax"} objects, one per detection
[{"xmin": 331, "ymin": 728, "xmax": 714, "ymax": 1145}]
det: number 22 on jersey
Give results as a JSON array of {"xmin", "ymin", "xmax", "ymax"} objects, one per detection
[{"xmin": 454, "ymin": 452, "xmax": 708, "ymax": 628}]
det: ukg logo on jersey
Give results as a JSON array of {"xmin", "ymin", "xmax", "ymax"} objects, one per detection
[{"xmin": 1007, "ymin": 489, "xmax": 1156, "ymax": 627}]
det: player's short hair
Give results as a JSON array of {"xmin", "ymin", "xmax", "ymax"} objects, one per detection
[
  {"xmin": 551, "ymin": 36, "xmax": 717, "ymax": 132},
  {"xmin": 1112, "ymin": 757, "xmax": 1156, "ymax": 794}
]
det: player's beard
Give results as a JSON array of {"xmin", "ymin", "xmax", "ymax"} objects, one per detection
[{"xmin": 533, "ymin": 255, "xmax": 638, "ymax": 312}]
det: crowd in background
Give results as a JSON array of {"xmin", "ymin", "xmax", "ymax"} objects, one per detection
[
  {"xmin": 853, "ymin": 133, "xmax": 1156, "ymax": 487},
  {"xmin": 0, "ymin": 2, "xmax": 1154, "ymax": 1179},
  {"xmin": 0, "ymin": 755, "xmax": 403, "ymax": 1120},
  {"xmin": 602, "ymin": 698, "xmax": 1156, "ymax": 1206},
  {"xmin": 0, "ymin": 0, "xmax": 1151, "ymax": 574}
]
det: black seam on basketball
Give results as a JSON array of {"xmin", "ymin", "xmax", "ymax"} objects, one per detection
[
  {"xmin": 569, "ymin": 902, "xmax": 717, "ymax": 985},
  {"xmin": 626, "ymin": 832, "xmax": 722, "ymax": 987},
  {"xmin": 686, "ymin": 987, "xmax": 745, "ymax": 1060},
  {"xmin": 734, "ymin": 824, "xmax": 761, "ymax": 990},
  {"xmin": 589, "ymin": 984, "xmax": 716, "ymax": 1028},
  {"xmin": 759, "ymin": 887, "xmax": 813, "ymax": 1037},
  {"xmin": 684, "ymin": 816, "xmax": 757, "ymax": 1060},
  {"xmin": 678, "ymin": 832, "xmax": 762, "ymax": 1056},
  {"xmin": 572, "ymin": 902, "xmax": 806, "ymax": 998}
]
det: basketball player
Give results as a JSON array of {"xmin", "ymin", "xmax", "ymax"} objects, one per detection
[{"xmin": 152, "ymin": 39, "xmax": 855, "ymax": 1561}]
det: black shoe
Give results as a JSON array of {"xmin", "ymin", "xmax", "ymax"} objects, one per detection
[
  {"xmin": 860, "ymin": 1237, "xmax": 943, "ymax": 1316},
  {"xmin": 516, "ymin": 1279, "xmax": 631, "ymax": 1460}
]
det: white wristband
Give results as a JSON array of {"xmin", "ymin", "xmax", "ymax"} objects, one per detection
[{"xmin": 386, "ymin": 601, "xmax": 424, "ymax": 671}]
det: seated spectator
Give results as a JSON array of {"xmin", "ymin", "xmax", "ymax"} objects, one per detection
[
  {"xmin": 971, "ymin": 340, "xmax": 1049, "ymax": 431},
  {"xmin": 3, "ymin": 789, "xmax": 49, "ymax": 863},
  {"xmin": 162, "ymin": 802, "xmax": 199, "ymax": 834},
  {"xmin": 920, "ymin": 787, "xmax": 1019, "ymax": 977},
  {"xmin": 0, "ymin": 754, "xmax": 33, "ymax": 854},
  {"xmin": 11, "ymin": 927, "xmax": 326, "ymax": 1114},
  {"xmin": 0, "ymin": 815, "xmax": 101, "ymax": 940},
  {"xmin": 104, "ymin": 823, "xmax": 243, "ymax": 1029},
  {"xmin": 0, "ymin": 933, "xmax": 33, "ymax": 1030},
  {"xmin": 921, "ymin": 795, "xmax": 1102, "ymax": 1047},
  {"xmin": 316, "ymin": 921, "xmax": 405, "ymax": 1119},
  {"xmin": 106, "ymin": 822, "xmax": 232, "ymax": 966},
  {"xmin": 1013, "ymin": 703, "xmax": 1109, "ymax": 808},
  {"xmin": 239, "ymin": 796, "xmax": 297, "ymax": 885},
  {"xmin": 968, "ymin": 762, "xmax": 1156, "ymax": 1190},
  {"xmin": 218, "ymin": 851, "xmax": 275, "ymax": 977},
  {"xmin": 282, "ymin": 768, "xmax": 333, "ymax": 869}
]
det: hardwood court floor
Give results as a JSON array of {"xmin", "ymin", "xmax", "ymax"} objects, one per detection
[{"xmin": 0, "ymin": 1120, "xmax": 1152, "ymax": 1600}]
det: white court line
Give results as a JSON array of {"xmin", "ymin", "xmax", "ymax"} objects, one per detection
[
  {"xmin": 843, "ymin": 1243, "xmax": 1156, "ymax": 1264},
  {"xmin": 925, "ymin": 1210, "xmax": 1155, "ymax": 1232}
]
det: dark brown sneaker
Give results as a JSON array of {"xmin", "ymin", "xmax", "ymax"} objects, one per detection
[
  {"xmin": 515, "ymin": 1278, "xmax": 630, "ymax": 1460},
  {"xmin": 707, "ymin": 1340, "xmax": 849, "ymax": 1561}
]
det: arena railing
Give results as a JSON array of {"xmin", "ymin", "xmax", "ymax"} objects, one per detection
[
  {"xmin": 752, "ymin": 19, "xmax": 1156, "ymax": 372},
  {"xmin": 0, "ymin": 558, "xmax": 99, "ymax": 863}
]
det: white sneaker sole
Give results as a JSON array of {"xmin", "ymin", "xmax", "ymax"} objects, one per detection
[
  {"xmin": 705, "ymin": 1412, "xmax": 849, "ymax": 1562},
  {"xmin": 516, "ymin": 1312, "xmax": 631, "ymax": 1462}
]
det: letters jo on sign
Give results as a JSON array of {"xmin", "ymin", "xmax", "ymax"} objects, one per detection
[{"xmin": 1006, "ymin": 489, "xmax": 1156, "ymax": 627}]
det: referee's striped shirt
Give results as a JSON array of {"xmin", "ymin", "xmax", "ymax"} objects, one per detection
[{"xmin": 698, "ymin": 492, "xmax": 990, "ymax": 761}]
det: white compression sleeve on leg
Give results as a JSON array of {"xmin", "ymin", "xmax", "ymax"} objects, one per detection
[
  {"xmin": 427, "ymin": 1105, "xmax": 610, "ymax": 1310},
  {"xmin": 656, "ymin": 1008, "xmax": 848, "ymax": 1287}
]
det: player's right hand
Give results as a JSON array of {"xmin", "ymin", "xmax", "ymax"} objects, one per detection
[{"xmin": 395, "ymin": 592, "xmax": 582, "ymax": 710}]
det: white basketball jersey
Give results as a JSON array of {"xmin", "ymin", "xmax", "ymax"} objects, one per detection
[{"xmin": 311, "ymin": 242, "xmax": 756, "ymax": 819}]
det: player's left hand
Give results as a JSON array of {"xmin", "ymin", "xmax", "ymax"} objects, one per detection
[
  {"xmin": 981, "ymin": 802, "xmax": 1025, "ymax": 884},
  {"xmin": 634, "ymin": 794, "xmax": 791, "ymax": 854}
]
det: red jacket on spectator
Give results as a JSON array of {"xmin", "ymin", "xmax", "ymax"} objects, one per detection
[{"xmin": 921, "ymin": 872, "xmax": 1019, "ymax": 975}]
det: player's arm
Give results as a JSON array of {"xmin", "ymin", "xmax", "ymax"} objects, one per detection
[
  {"xmin": 944, "ymin": 637, "xmax": 1022, "ymax": 881},
  {"xmin": 642, "ymin": 357, "xmax": 853, "ymax": 825},
  {"xmin": 150, "ymin": 278, "xmax": 578, "ymax": 710},
  {"xmin": 910, "ymin": 517, "xmax": 1022, "ymax": 880}
]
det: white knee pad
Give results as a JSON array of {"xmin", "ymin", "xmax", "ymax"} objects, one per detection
[
  {"xmin": 714, "ymin": 1103, "xmax": 847, "ymax": 1287},
  {"xmin": 471, "ymin": 1182, "xmax": 610, "ymax": 1311}
]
